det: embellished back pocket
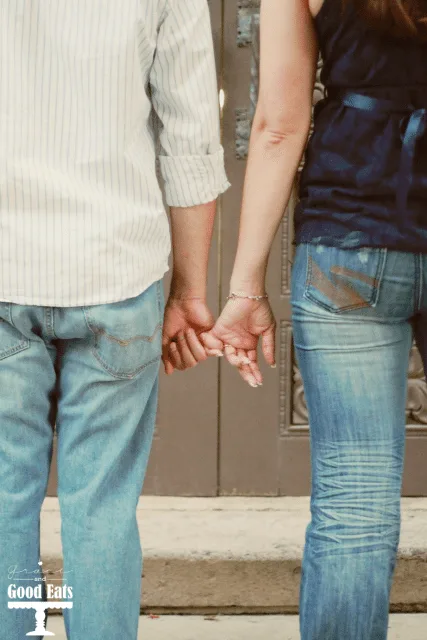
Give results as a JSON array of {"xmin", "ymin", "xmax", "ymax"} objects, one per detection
[{"xmin": 304, "ymin": 244, "xmax": 388, "ymax": 314}]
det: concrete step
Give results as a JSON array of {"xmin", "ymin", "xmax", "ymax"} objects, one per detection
[
  {"xmin": 45, "ymin": 613, "xmax": 427, "ymax": 640},
  {"xmin": 40, "ymin": 497, "xmax": 427, "ymax": 613}
]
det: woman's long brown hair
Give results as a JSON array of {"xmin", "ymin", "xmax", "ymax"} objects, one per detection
[{"xmin": 342, "ymin": 0, "xmax": 427, "ymax": 41}]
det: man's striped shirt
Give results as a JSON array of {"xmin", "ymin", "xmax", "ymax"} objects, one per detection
[{"xmin": 0, "ymin": 0, "xmax": 230, "ymax": 306}]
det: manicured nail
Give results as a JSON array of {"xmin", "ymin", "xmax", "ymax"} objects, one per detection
[
  {"xmin": 271, "ymin": 363, "xmax": 276, "ymax": 368},
  {"xmin": 242, "ymin": 358, "xmax": 251, "ymax": 365},
  {"xmin": 212, "ymin": 350, "xmax": 223, "ymax": 356},
  {"xmin": 249, "ymin": 380, "xmax": 258, "ymax": 388}
]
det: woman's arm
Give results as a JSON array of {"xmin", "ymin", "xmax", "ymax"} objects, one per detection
[{"xmin": 229, "ymin": 0, "xmax": 319, "ymax": 295}]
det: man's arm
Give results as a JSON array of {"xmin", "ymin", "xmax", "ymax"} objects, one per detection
[
  {"xmin": 167, "ymin": 200, "xmax": 216, "ymax": 300},
  {"xmin": 149, "ymin": 0, "xmax": 230, "ymax": 300}
]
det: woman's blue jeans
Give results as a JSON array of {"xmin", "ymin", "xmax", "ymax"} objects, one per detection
[
  {"xmin": 0, "ymin": 279, "xmax": 165, "ymax": 640},
  {"xmin": 291, "ymin": 242, "xmax": 427, "ymax": 640}
]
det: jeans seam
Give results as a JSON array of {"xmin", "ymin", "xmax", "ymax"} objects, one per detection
[
  {"xmin": 157, "ymin": 280, "xmax": 162, "ymax": 318},
  {"xmin": 371, "ymin": 247, "xmax": 388, "ymax": 308},
  {"xmin": 5, "ymin": 302, "xmax": 15, "ymax": 327}
]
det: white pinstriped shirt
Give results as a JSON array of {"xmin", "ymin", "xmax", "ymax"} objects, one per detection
[{"xmin": 0, "ymin": 0, "xmax": 230, "ymax": 306}]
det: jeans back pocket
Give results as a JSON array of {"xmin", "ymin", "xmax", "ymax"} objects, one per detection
[
  {"xmin": 303, "ymin": 244, "xmax": 388, "ymax": 314},
  {"xmin": 0, "ymin": 303, "xmax": 30, "ymax": 360},
  {"xmin": 83, "ymin": 280, "xmax": 164, "ymax": 379}
]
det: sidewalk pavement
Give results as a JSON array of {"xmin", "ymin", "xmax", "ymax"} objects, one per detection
[
  {"xmin": 46, "ymin": 613, "xmax": 427, "ymax": 639},
  {"xmin": 41, "ymin": 497, "xmax": 427, "ymax": 612}
]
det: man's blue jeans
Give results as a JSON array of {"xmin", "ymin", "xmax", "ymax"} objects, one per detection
[
  {"xmin": 0, "ymin": 278, "xmax": 165, "ymax": 639},
  {"xmin": 291, "ymin": 242, "xmax": 427, "ymax": 640}
]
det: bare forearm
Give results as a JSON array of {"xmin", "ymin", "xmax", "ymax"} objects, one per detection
[
  {"xmin": 169, "ymin": 200, "xmax": 217, "ymax": 299},
  {"xmin": 230, "ymin": 125, "xmax": 308, "ymax": 293}
]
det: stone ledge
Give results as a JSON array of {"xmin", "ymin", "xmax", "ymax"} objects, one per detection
[
  {"xmin": 40, "ymin": 497, "xmax": 427, "ymax": 613},
  {"xmin": 45, "ymin": 613, "xmax": 427, "ymax": 640}
]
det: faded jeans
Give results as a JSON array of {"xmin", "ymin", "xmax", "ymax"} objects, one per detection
[
  {"xmin": 290, "ymin": 242, "xmax": 427, "ymax": 640},
  {"xmin": 0, "ymin": 279, "xmax": 165, "ymax": 639}
]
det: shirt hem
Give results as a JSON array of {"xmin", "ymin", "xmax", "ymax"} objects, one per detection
[{"xmin": 0, "ymin": 265, "xmax": 171, "ymax": 308}]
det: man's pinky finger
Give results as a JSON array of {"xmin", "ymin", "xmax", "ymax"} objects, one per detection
[
  {"xmin": 162, "ymin": 343, "xmax": 174, "ymax": 375},
  {"xmin": 162, "ymin": 353, "xmax": 175, "ymax": 375},
  {"xmin": 165, "ymin": 360, "xmax": 175, "ymax": 375}
]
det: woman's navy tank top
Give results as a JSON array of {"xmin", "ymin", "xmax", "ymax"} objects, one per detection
[{"xmin": 293, "ymin": 0, "xmax": 427, "ymax": 252}]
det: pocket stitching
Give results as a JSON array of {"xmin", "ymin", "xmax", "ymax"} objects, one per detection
[
  {"xmin": 82, "ymin": 288, "xmax": 163, "ymax": 379},
  {"xmin": 87, "ymin": 322, "xmax": 162, "ymax": 347},
  {"xmin": 0, "ymin": 340, "xmax": 30, "ymax": 361},
  {"xmin": 156, "ymin": 280, "xmax": 165, "ymax": 321}
]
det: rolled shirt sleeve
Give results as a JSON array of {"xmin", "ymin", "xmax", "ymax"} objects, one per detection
[{"xmin": 149, "ymin": 0, "xmax": 231, "ymax": 207}]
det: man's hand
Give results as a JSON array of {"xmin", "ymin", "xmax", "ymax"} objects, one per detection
[{"xmin": 161, "ymin": 296, "xmax": 224, "ymax": 375}]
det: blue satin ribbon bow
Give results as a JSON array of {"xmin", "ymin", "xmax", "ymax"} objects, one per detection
[{"xmin": 326, "ymin": 89, "xmax": 427, "ymax": 228}]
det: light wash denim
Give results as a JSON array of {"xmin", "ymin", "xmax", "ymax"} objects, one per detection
[
  {"xmin": 0, "ymin": 279, "xmax": 165, "ymax": 639},
  {"xmin": 290, "ymin": 242, "xmax": 427, "ymax": 640}
]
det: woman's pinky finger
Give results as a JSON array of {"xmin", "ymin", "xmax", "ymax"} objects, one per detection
[
  {"xmin": 163, "ymin": 355, "xmax": 175, "ymax": 375},
  {"xmin": 244, "ymin": 349, "xmax": 262, "ymax": 385},
  {"xmin": 238, "ymin": 363, "xmax": 260, "ymax": 388},
  {"xmin": 249, "ymin": 360, "xmax": 263, "ymax": 385}
]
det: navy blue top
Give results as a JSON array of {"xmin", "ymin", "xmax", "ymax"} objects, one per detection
[{"xmin": 293, "ymin": 0, "xmax": 427, "ymax": 252}]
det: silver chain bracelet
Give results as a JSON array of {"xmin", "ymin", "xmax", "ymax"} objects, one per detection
[{"xmin": 226, "ymin": 291, "xmax": 269, "ymax": 301}]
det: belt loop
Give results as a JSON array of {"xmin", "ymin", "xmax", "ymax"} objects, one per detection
[{"xmin": 44, "ymin": 307, "xmax": 57, "ymax": 339}]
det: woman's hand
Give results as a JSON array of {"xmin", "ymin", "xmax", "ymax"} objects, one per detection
[
  {"xmin": 161, "ymin": 296, "xmax": 224, "ymax": 375},
  {"xmin": 201, "ymin": 296, "xmax": 276, "ymax": 387}
]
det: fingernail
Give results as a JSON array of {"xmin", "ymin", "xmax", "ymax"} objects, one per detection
[
  {"xmin": 243, "ymin": 358, "xmax": 251, "ymax": 365},
  {"xmin": 212, "ymin": 350, "xmax": 223, "ymax": 356},
  {"xmin": 249, "ymin": 380, "xmax": 258, "ymax": 388},
  {"xmin": 271, "ymin": 363, "xmax": 276, "ymax": 368}
]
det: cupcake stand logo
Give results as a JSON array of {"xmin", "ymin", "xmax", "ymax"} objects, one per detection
[{"xmin": 7, "ymin": 560, "xmax": 73, "ymax": 636}]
